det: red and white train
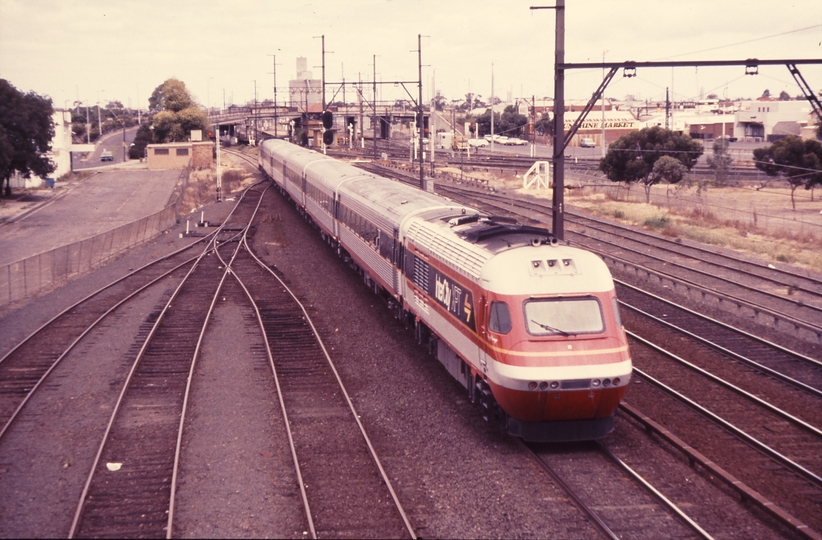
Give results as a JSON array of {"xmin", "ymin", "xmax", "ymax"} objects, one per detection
[{"xmin": 259, "ymin": 139, "xmax": 632, "ymax": 442}]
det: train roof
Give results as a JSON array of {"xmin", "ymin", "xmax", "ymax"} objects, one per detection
[{"xmin": 338, "ymin": 174, "xmax": 469, "ymax": 229}]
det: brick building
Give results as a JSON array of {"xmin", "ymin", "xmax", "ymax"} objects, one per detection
[{"xmin": 147, "ymin": 142, "xmax": 214, "ymax": 170}]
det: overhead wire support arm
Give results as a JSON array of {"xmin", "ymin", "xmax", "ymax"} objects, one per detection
[
  {"xmin": 787, "ymin": 63, "xmax": 822, "ymax": 123},
  {"xmin": 561, "ymin": 67, "xmax": 618, "ymax": 155}
]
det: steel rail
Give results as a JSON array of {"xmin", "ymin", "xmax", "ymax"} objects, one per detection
[
  {"xmin": 629, "ymin": 355, "xmax": 822, "ymax": 489},
  {"xmin": 616, "ymin": 279, "xmax": 822, "ymax": 369},
  {"xmin": 627, "ymin": 328, "xmax": 822, "ymax": 437},
  {"xmin": 242, "ymin": 218, "xmax": 417, "ymax": 540},
  {"xmin": 68, "ymin": 186, "xmax": 258, "ymax": 538},
  {"xmin": 0, "ymin": 233, "xmax": 214, "ymax": 368},
  {"xmin": 595, "ymin": 441, "xmax": 715, "ymax": 540},
  {"xmin": 0, "ymin": 255, "xmax": 199, "ymax": 441},
  {"xmin": 518, "ymin": 440, "xmax": 619, "ymax": 540},
  {"xmin": 566, "ymin": 210, "xmax": 822, "ymax": 293},
  {"xmin": 565, "ymin": 223, "xmax": 822, "ymax": 316},
  {"xmin": 166, "ymin": 184, "xmax": 270, "ymax": 538},
  {"xmin": 619, "ymin": 403, "xmax": 822, "ymax": 540},
  {"xmin": 67, "ymin": 239, "xmax": 211, "ymax": 538},
  {"xmin": 620, "ymin": 298, "xmax": 822, "ymax": 400}
]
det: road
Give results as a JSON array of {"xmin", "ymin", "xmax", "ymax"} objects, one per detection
[
  {"xmin": 73, "ymin": 126, "xmax": 139, "ymax": 170},
  {"xmin": 0, "ymin": 168, "xmax": 180, "ymax": 266}
]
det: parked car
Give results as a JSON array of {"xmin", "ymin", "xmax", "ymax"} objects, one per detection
[
  {"xmin": 100, "ymin": 150, "xmax": 113, "ymax": 162},
  {"xmin": 469, "ymin": 138, "xmax": 489, "ymax": 148},
  {"xmin": 580, "ymin": 138, "xmax": 596, "ymax": 148},
  {"xmin": 507, "ymin": 137, "xmax": 528, "ymax": 146},
  {"xmin": 484, "ymin": 134, "xmax": 507, "ymax": 143}
]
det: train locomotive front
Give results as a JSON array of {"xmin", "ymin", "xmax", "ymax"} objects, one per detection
[
  {"xmin": 259, "ymin": 139, "xmax": 631, "ymax": 442},
  {"xmin": 402, "ymin": 214, "xmax": 632, "ymax": 442}
]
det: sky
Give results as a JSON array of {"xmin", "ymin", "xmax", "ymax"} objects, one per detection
[{"xmin": 1, "ymin": 0, "xmax": 820, "ymax": 111}]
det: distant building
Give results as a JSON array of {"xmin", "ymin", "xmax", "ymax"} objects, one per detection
[
  {"xmin": 147, "ymin": 142, "xmax": 213, "ymax": 170},
  {"xmin": 289, "ymin": 57, "xmax": 323, "ymax": 113},
  {"xmin": 736, "ymin": 100, "xmax": 812, "ymax": 142}
]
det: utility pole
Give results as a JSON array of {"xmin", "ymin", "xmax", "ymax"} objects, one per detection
[
  {"xmin": 417, "ymin": 34, "xmax": 425, "ymax": 190},
  {"xmin": 601, "ymin": 49, "xmax": 608, "ymax": 157},
  {"xmin": 254, "ymin": 80, "xmax": 258, "ymax": 144},
  {"xmin": 553, "ymin": 0, "xmax": 566, "ymax": 240},
  {"xmin": 269, "ymin": 54, "xmax": 279, "ymax": 137},
  {"xmin": 491, "ymin": 62, "xmax": 495, "ymax": 153},
  {"xmin": 374, "ymin": 55, "xmax": 378, "ymax": 159},
  {"xmin": 321, "ymin": 35, "xmax": 326, "ymax": 109},
  {"xmin": 531, "ymin": 1, "xmax": 566, "ymax": 240}
]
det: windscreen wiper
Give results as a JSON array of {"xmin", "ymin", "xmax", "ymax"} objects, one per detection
[{"xmin": 531, "ymin": 319, "xmax": 571, "ymax": 336}]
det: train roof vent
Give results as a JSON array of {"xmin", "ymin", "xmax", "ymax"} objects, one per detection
[{"xmin": 407, "ymin": 221, "xmax": 489, "ymax": 279}]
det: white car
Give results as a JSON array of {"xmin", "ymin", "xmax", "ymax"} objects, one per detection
[
  {"xmin": 468, "ymin": 138, "xmax": 489, "ymax": 148},
  {"xmin": 507, "ymin": 137, "xmax": 527, "ymax": 146},
  {"xmin": 580, "ymin": 138, "xmax": 596, "ymax": 148}
]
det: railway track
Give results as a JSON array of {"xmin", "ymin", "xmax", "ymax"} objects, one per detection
[
  {"xmin": 349, "ymin": 158, "xmax": 822, "ymax": 534},
  {"xmin": 223, "ymin": 217, "xmax": 415, "ymax": 538},
  {"xmin": 0, "ymin": 241, "xmax": 211, "ymax": 439},
  {"xmin": 522, "ymin": 439, "xmax": 714, "ymax": 539},
  {"xmin": 68, "ymin": 185, "xmax": 267, "ymax": 537}
]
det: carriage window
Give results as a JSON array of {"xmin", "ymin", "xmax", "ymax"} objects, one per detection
[
  {"xmin": 524, "ymin": 297, "xmax": 604, "ymax": 336},
  {"xmin": 488, "ymin": 301, "xmax": 512, "ymax": 334}
]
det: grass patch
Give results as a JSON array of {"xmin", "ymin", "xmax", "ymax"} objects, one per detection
[{"xmin": 643, "ymin": 216, "xmax": 670, "ymax": 230}]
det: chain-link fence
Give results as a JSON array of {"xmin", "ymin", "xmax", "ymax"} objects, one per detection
[{"xmin": 1, "ymin": 169, "xmax": 186, "ymax": 307}]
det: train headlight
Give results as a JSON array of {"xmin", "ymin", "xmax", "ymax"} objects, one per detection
[
  {"xmin": 591, "ymin": 379, "xmax": 601, "ymax": 387},
  {"xmin": 528, "ymin": 381, "xmax": 538, "ymax": 390},
  {"xmin": 603, "ymin": 379, "xmax": 611, "ymax": 387},
  {"xmin": 539, "ymin": 382, "xmax": 548, "ymax": 390},
  {"xmin": 550, "ymin": 381, "xmax": 559, "ymax": 389}
]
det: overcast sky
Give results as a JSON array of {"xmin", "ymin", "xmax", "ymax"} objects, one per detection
[{"xmin": 1, "ymin": 0, "xmax": 820, "ymax": 110}]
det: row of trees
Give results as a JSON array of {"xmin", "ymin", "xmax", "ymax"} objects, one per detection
[
  {"xmin": 598, "ymin": 126, "xmax": 822, "ymax": 208},
  {"xmin": 70, "ymin": 102, "xmax": 140, "ymax": 144},
  {"xmin": 1, "ymin": 77, "xmax": 211, "ymax": 195}
]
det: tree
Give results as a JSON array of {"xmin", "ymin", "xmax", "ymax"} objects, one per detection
[
  {"xmin": 474, "ymin": 105, "xmax": 528, "ymax": 138},
  {"xmin": 148, "ymin": 79, "xmax": 208, "ymax": 143},
  {"xmin": 599, "ymin": 126, "xmax": 704, "ymax": 203},
  {"xmin": 650, "ymin": 156, "xmax": 687, "ymax": 185},
  {"xmin": 129, "ymin": 124, "xmax": 153, "ymax": 159},
  {"xmin": 761, "ymin": 89, "xmax": 771, "ymax": 99},
  {"xmin": 534, "ymin": 112, "xmax": 552, "ymax": 137},
  {"xmin": 149, "ymin": 78, "xmax": 194, "ymax": 113},
  {"xmin": 753, "ymin": 135, "xmax": 822, "ymax": 209},
  {"xmin": 0, "ymin": 79, "xmax": 55, "ymax": 197},
  {"xmin": 706, "ymin": 138, "xmax": 734, "ymax": 186},
  {"xmin": 779, "ymin": 91, "xmax": 791, "ymax": 101}
]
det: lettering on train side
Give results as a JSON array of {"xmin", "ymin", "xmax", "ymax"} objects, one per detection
[{"xmin": 415, "ymin": 258, "xmax": 474, "ymax": 331}]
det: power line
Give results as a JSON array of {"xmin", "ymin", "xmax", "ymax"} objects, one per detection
[{"xmin": 653, "ymin": 24, "xmax": 822, "ymax": 61}]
